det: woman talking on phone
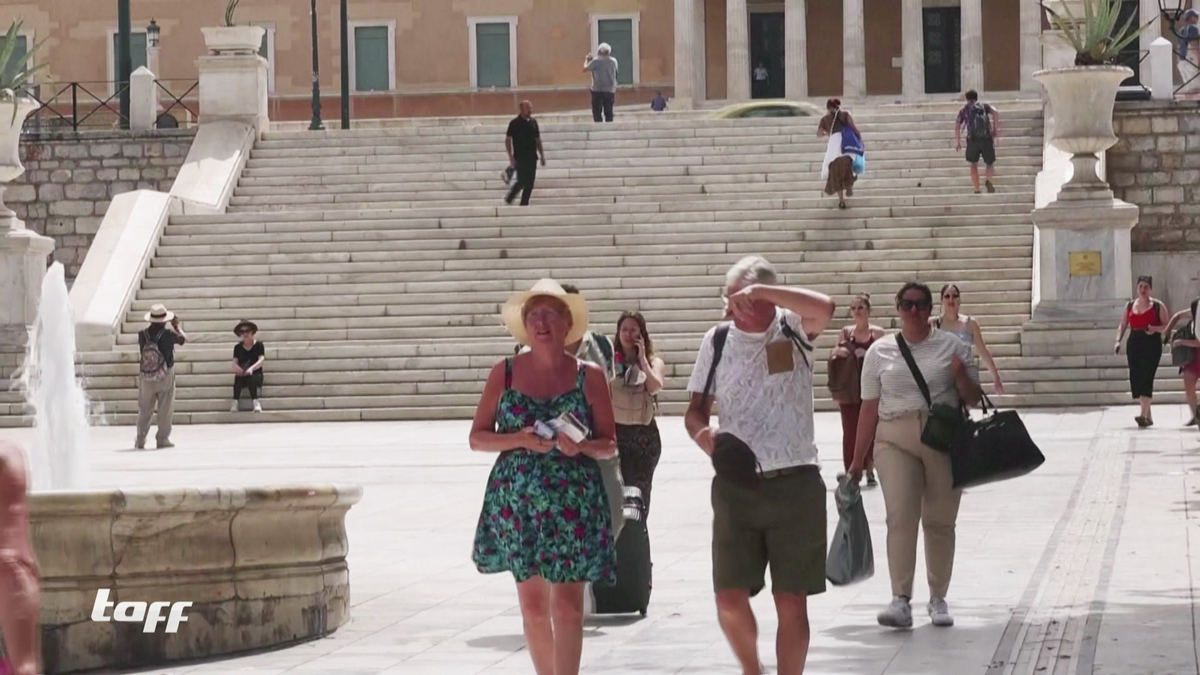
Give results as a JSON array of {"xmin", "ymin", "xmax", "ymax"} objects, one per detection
[
  {"xmin": 469, "ymin": 279, "xmax": 617, "ymax": 675},
  {"xmin": 611, "ymin": 311, "xmax": 666, "ymax": 517}
]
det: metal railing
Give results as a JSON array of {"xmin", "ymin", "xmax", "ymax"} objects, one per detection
[{"xmin": 19, "ymin": 79, "xmax": 199, "ymax": 135}]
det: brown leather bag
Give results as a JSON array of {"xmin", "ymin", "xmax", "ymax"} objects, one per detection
[{"xmin": 827, "ymin": 328, "xmax": 862, "ymax": 405}]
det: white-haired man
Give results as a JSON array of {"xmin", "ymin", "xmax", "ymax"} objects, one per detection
[
  {"xmin": 584, "ymin": 43, "xmax": 619, "ymax": 123},
  {"xmin": 685, "ymin": 255, "xmax": 836, "ymax": 675}
]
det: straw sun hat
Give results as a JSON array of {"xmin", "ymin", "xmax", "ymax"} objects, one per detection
[
  {"xmin": 502, "ymin": 279, "xmax": 589, "ymax": 346},
  {"xmin": 144, "ymin": 303, "xmax": 175, "ymax": 323}
]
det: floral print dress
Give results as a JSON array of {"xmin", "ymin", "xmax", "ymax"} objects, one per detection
[{"xmin": 472, "ymin": 359, "xmax": 617, "ymax": 584}]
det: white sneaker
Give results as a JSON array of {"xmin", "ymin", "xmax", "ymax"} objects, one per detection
[
  {"xmin": 230, "ymin": 401, "xmax": 239, "ymax": 413},
  {"xmin": 877, "ymin": 596, "xmax": 913, "ymax": 628},
  {"xmin": 252, "ymin": 400, "xmax": 262, "ymax": 413},
  {"xmin": 927, "ymin": 597, "xmax": 954, "ymax": 627}
]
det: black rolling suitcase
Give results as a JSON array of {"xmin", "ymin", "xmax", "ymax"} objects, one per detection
[{"xmin": 592, "ymin": 487, "xmax": 652, "ymax": 616}]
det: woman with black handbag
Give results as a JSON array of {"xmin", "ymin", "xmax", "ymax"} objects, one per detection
[
  {"xmin": 1164, "ymin": 298, "xmax": 1200, "ymax": 426},
  {"xmin": 847, "ymin": 282, "xmax": 982, "ymax": 630}
]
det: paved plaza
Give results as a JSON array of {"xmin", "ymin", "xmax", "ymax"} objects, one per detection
[{"xmin": 7, "ymin": 405, "xmax": 1200, "ymax": 675}]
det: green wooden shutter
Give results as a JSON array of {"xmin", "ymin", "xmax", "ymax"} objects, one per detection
[
  {"xmin": 354, "ymin": 26, "xmax": 390, "ymax": 91},
  {"xmin": 597, "ymin": 19, "xmax": 633, "ymax": 85},
  {"xmin": 258, "ymin": 31, "xmax": 269, "ymax": 59},
  {"xmin": 111, "ymin": 32, "xmax": 147, "ymax": 82},
  {"xmin": 476, "ymin": 22, "xmax": 511, "ymax": 88},
  {"xmin": 3, "ymin": 36, "xmax": 27, "ymax": 87}
]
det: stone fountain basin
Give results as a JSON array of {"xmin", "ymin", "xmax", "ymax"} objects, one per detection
[{"xmin": 30, "ymin": 484, "xmax": 361, "ymax": 674}]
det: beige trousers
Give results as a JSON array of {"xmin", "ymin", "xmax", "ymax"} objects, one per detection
[
  {"xmin": 136, "ymin": 368, "xmax": 176, "ymax": 446},
  {"xmin": 874, "ymin": 411, "xmax": 962, "ymax": 599}
]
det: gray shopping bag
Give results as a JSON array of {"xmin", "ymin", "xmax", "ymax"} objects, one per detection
[{"xmin": 825, "ymin": 478, "xmax": 874, "ymax": 586}]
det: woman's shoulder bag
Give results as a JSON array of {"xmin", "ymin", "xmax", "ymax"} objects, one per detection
[
  {"xmin": 827, "ymin": 328, "xmax": 861, "ymax": 405},
  {"xmin": 894, "ymin": 334, "xmax": 966, "ymax": 454}
]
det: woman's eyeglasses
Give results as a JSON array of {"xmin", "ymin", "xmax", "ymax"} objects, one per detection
[
  {"xmin": 897, "ymin": 299, "xmax": 932, "ymax": 312},
  {"xmin": 525, "ymin": 309, "xmax": 563, "ymax": 322}
]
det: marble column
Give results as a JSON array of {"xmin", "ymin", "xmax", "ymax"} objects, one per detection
[
  {"xmin": 901, "ymin": 0, "xmax": 924, "ymax": 97},
  {"xmin": 961, "ymin": 0, "xmax": 984, "ymax": 92},
  {"xmin": 727, "ymin": 0, "xmax": 751, "ymax": 100},
  {"xmin": 785, "ymin": 0, "xmax": 808, "ymax": 99},
  {"xmin": 674, "ymin": 0, "xmax": 697, "ymax": 106},
  {"xmin": 843, "ymin": 0, "xmax": 866, "ymax": 97},
  {"xmin": 1019, "ymin": 0, "xmax": 1043, "ymax": 92}
]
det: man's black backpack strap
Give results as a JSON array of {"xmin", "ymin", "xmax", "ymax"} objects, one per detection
[
  {"xmin": 779, "ymin": 315, "xmax": 814, "ymax": 369},
  {"xmin": 702, "ymin": 322, "xmax": 731, "ymax": 400}
]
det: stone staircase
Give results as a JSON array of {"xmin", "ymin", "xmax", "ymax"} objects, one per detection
[{"xmin": 1, "ymin": 101, "xmax": 1189, "ymax": 427}]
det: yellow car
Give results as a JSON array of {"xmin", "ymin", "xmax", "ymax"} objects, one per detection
[{"xmin": 709, "ymin": 100, "xmax": 823, "ymax": 119}]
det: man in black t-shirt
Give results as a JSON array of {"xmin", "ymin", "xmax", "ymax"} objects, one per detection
[
  {"xmin": 135, "ymin": 304, "xmax": 188, "ymax": 450},
  {"xmin": 505, "ymin": 101, "xmax": 546, "ymax": 206}
]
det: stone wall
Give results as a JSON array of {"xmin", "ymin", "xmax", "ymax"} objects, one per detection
[
  {"xmin": 8, "ymin": 130, "xmax": 194, "ymax": 279},
  {"xmin": 1109, "ymin": 101, "xmax": 1200, "ymax": 253}
]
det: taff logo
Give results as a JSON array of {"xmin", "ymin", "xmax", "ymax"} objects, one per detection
[{"xmin": 90, "ymin": 589, "xmax": 192, "ymax": 633}]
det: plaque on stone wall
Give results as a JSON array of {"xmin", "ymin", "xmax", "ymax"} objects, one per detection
[{"xmin": 1069, "ymin": 251, "xmax": 1102, "ymax": 277}]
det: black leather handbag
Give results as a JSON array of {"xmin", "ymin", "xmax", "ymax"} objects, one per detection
[
  {"xmin": 949, "ymin": 395, "xmax": 1046, "ymax": 490},
  {"xmin": 895, "ymin": 335, "xmax": 966, "ymax": 454}
]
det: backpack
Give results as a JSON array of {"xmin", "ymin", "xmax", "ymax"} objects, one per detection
[
  {"xmin": 966, "ymin": 102, "xmax": 992, "ymax": 140},
  {"xmin": 138, "ymin": 330, "xmax": 169, "ymax": 382},
  {"xmin": 701, "ymin": 316, "xmax": 812, "ymax": 399}
]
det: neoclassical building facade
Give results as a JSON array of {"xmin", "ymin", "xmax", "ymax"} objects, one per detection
[{"xmin": 674, "ymin": 0, "xmax": 1176, "ymax": 104}]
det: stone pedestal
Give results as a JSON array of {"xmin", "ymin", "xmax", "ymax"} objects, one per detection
[
  {"xmin": 0, "ymin": 227, "xmax": 54, "ymax": 350},
  {"xmin": 129, "ymin": 66, "xmax": 159, "ymax": 132},
  {"xmin": 197, "ymin": 50, "xmax": 269, "ymax": 133},
  {"xmin": 1029, "ymin": 194, "xmax": 1139, "ymax": 325}
]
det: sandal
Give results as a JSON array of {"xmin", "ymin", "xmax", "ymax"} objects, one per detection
[
  {"xmin": 1135, "ymin": 416, "xmax": 1148, "ymax": 428},
  {"xmin": 838, "ymin": 200, "xmax": 847, "ymax": 210}
]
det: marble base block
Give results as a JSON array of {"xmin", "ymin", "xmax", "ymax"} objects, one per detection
[
  {"xmin": 0, "ymin": 227, "xmax": 55, "ymax": 350},
  {"xmin": 31, "ymin": 484, "xmax": 362, "ymax": 674},
  {"xmin": 1028, "ymin": 195, "xmax": 1139, "ymax": 328}
]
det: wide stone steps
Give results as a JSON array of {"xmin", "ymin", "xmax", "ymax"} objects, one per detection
[{"xmin": 0, "ymin": 105, "xmax": 1066, "ymax": 427}]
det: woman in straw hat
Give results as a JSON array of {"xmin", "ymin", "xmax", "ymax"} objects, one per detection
[{"xmin": 470, "ymin": 279, "xmax": 618, "ymax": 675}]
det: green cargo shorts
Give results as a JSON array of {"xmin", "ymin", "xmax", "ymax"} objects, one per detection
[{"xmin": 711, "ymin": 465, "xmax": 827, "ymax": 597}]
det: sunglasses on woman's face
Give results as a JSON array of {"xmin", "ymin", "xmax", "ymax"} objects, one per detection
[{"xmin": 898, "ymin": 299, "xmax": 932, "ymax": 312}]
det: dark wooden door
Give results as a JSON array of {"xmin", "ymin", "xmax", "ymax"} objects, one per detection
[
  {"xmin": 750, "ymin": 12, "xmax": 785, "ymax": 99},
  {"xmin": 923, "ymin": 7, "xmax": 961, "ymax": 94}
]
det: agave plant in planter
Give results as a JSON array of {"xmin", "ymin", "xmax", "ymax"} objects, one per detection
[
  {"xmin": 1037, "ymin": 0, "xmax": 1155, "ymax": 195},
  {"xmin": 202, "ymin": 0, "xmax": 264, "ymax": 55}
]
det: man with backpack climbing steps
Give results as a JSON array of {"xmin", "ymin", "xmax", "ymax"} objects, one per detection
[
  {"xmin": 955, "ymin": 89, "xmax": 1001, "ymax": 195},
  {"xmin": 135, "ymin": 304, "xmax": 188, "ymax": 450}
]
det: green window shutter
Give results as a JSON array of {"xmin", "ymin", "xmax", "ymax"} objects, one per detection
[
  {"xmin": 3, "ymin": 36, "xmax": 27, "ymax": 87},
  {"xmin": 111, "ymin": 32, "xmax": 147, "ymax": 82},
  {"xmin": 597, "ymin": 19, "xmax": 633, "ymax": 85},
  {"xmin": 258, "ymin": 31, "xmax": 269, "ymax": 60},
  {"xmin": 353, "ymin": 26, "xmax": 390, "ymax": 92},
  {"xmin": 476, "ymin": 22, "xmax": 511, "ymax": 88}
]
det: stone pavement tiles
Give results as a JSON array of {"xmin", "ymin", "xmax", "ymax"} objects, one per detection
[{"xmin": 9, "ymin": 406, "xmax": 1199, "ymax": 675}]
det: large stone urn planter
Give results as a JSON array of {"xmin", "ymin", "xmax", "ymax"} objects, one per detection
[
  {"xmin": 201, "ymin": 25, "xmax": 266, "ymax": 55},
  {"xmin": 1033, "ymin": 65, "xmax": 1131, "ymax": 198}
]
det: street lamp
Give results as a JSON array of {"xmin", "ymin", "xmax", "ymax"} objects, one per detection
[
  {"xmin": 146, "ymin": 19, "xmax": 160, "ymax": 48},
  {"xmin": 1160, "ymin": 0, "xmax": 1190, "ymax": 38},
  {"xmin": 309, "ymin": 0, "xmax": 324, "ymax": 131}
]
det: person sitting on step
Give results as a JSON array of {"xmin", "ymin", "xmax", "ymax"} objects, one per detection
[{"xmin": 231, "ymin": 320, "xmax": 265, "ymax": 413}]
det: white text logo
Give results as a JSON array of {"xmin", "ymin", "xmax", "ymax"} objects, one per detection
[{"xmin": 90, "ymin": 589, "xmax": 192, "ymax": 633}]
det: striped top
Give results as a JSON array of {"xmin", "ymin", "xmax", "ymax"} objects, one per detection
[{"xmin": 860, "ymin": 330, "xmax": 976, "ymax": 420}]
